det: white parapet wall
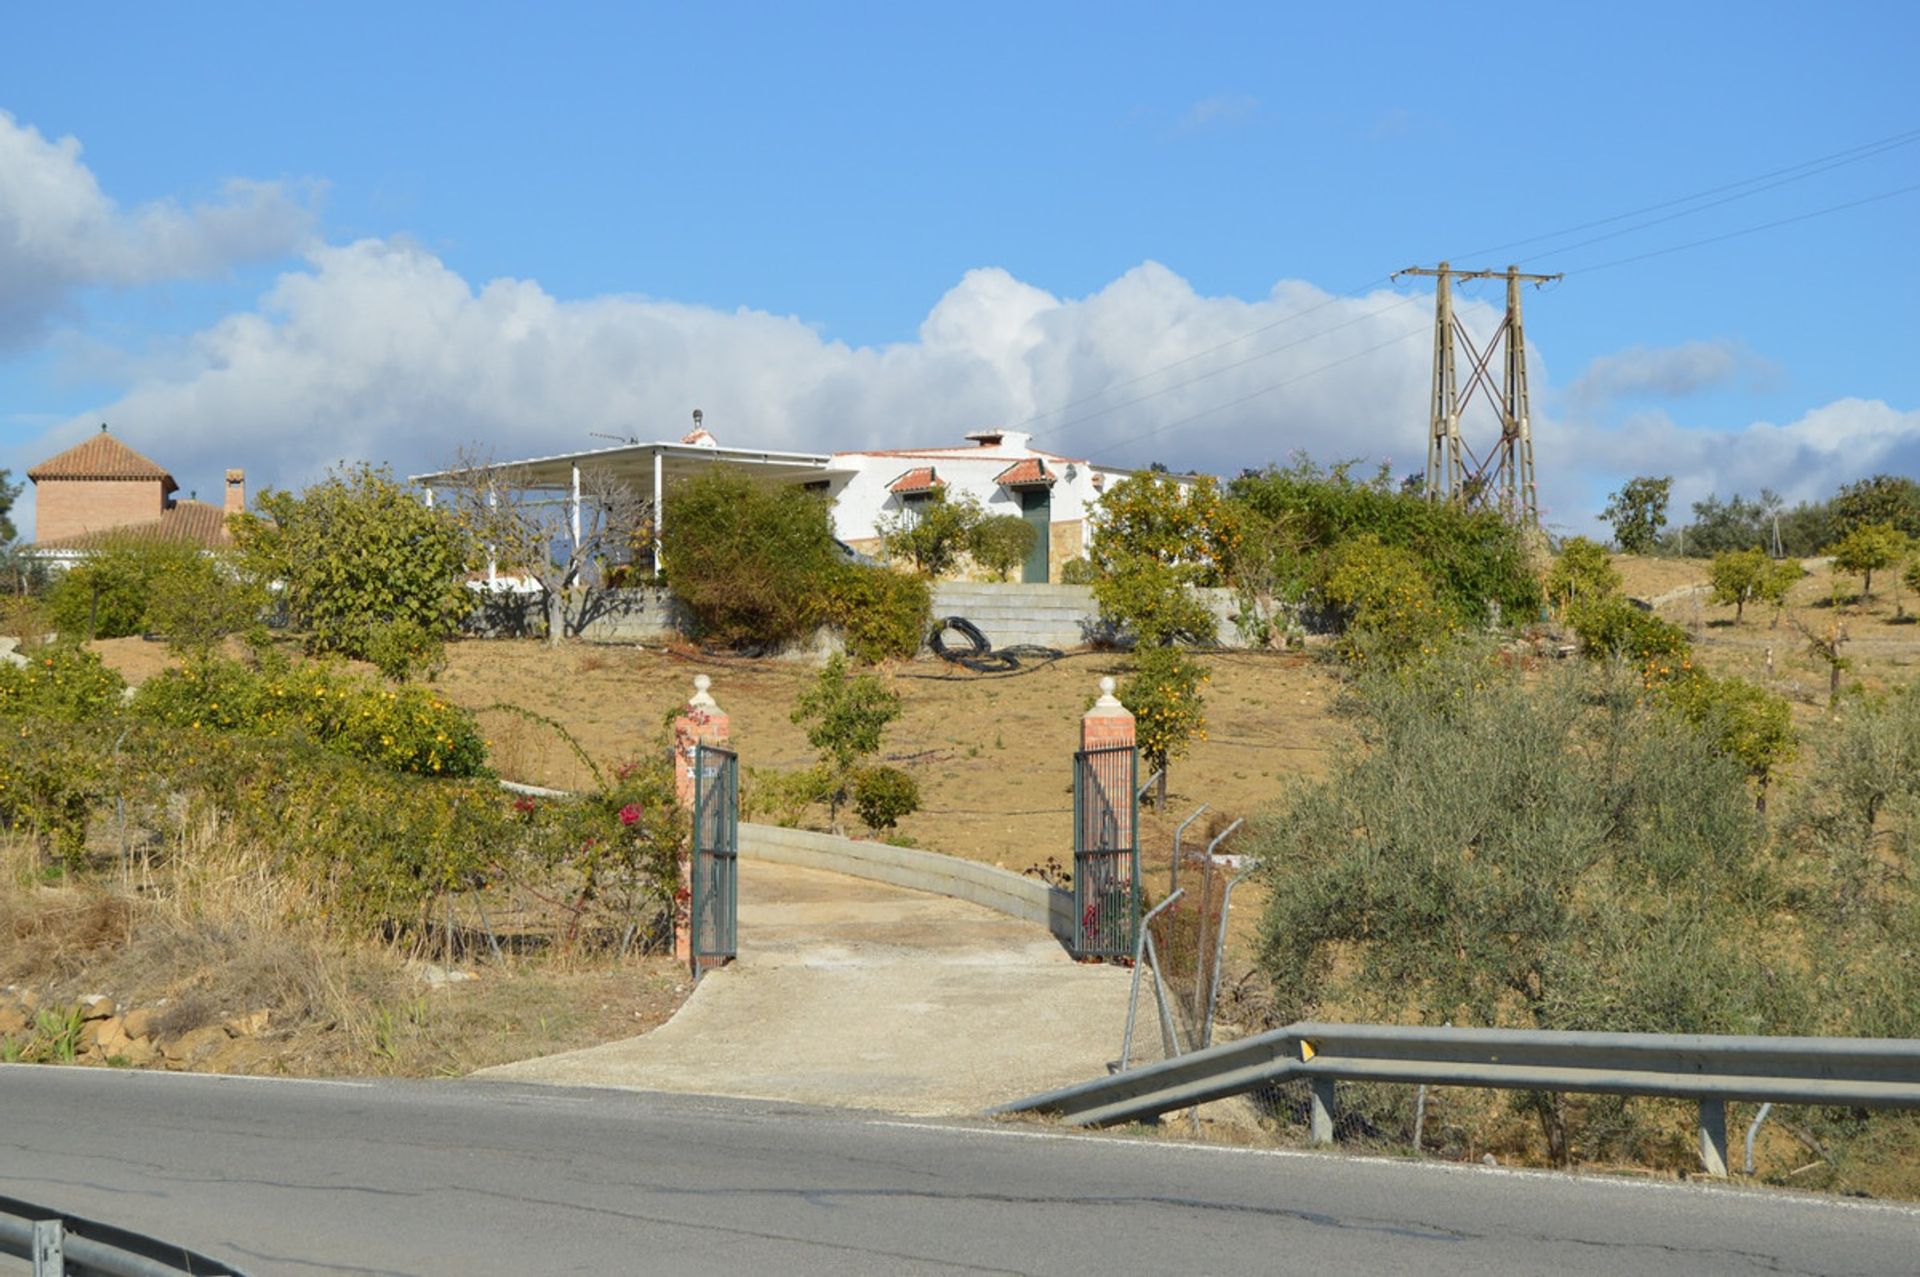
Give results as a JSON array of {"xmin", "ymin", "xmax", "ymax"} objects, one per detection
[{"xmin": 740, "ymin": 822, "xmax": 1075, "ymax": 943}]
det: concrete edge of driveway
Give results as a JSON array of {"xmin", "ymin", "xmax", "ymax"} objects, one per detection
[{"xmin": 740, "ymin": 822, "xmax": 1076, "ymax": 943}]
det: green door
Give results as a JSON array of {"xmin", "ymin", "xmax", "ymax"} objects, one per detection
[{"xmin": 1019, "ymin": 488, "xmax": 1051, "ymax": 582}]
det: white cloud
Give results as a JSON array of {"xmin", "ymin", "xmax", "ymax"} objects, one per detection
[
  {"xmin": 1174, "ymin": 94, "xmax": 1259, "ymax": 133},
  {"xmin": 1564, "ymin": 339, "xmax": 1775, "ymax": 411},
  {"xmin": 12, "ymin": 242, "xmax": 1451, "ymax": 535},
  {"xmin": 1535, "ymin": 398, "xmax": 1920, "ymax": 532},
  {"xmin": 0, "ymin": 109, "xmax": 317, "ymax": 345},
  {"xmin": 8, "ymin": 236, "xmax": 1911, "ymax": 544}
]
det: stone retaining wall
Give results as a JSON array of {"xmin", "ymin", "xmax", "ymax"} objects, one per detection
[{"xmin": 929, "ymin": 582, "xmax": 1250, "ymax": 650}]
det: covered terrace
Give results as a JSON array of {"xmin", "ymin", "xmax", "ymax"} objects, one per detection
[{"xmin": 410, "ymin": 438, "xmax": 846, "ymax": 578}]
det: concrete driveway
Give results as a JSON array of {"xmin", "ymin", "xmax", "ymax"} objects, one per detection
[{"xmin": 478, "ymin": 860, "xmax": 1149, "ymax": 1114}]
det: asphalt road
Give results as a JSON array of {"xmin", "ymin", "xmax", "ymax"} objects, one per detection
[{"xmin": 2, "ymin": 1066, "xmax": 1915, "ymax": 1276}]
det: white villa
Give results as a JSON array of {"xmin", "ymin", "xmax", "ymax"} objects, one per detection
[
  {"xmin": 413, "ymin": 417, "xmax": 1146, "ymax": 584},
  {"xmin": 822, "ymin": 428, "xmax": 1132, "ymax": 582}
]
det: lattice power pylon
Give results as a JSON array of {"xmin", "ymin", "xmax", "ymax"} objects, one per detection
[{"xmin": 1391, "ymin": 262, "xmax": 1561, "ymax": 524}]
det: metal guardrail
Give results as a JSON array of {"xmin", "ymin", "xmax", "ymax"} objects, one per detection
[
  {"xmin": 0, "ymin": 1195, "xmax": 242, "ymax": 1276},
  {"xmin": 993, "ymin": 1022, "xmax": 1920, "ymax": 1176}
]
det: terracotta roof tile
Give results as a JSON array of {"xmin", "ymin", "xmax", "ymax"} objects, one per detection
[
  {"xmin": 994, "ymin": 459, "xmax": 1057, "ymax": 488},
  {"xmin": 32, "ymin": 500, "xmax": 233, "ymax": 553},
  {"xmin": 887, "ymin": 466, "xmax": 944, "ymax": 495},
  {"xmin": 27, "ymin": 431, "xmax": 177, "ymax": 489}
]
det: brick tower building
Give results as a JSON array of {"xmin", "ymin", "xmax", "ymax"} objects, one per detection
[{"xmin": 27, "ymin": 426, "xmax": 242, "ymax": 554}]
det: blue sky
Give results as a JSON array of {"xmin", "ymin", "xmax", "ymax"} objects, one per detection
[{"xmin": 2, "ymin": 2, "xmax": 1915, "ymax": 538}]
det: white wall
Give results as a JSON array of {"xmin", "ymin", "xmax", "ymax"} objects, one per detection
[{"xmin": 823, "ymin": 430, "xmax": 1127, "ymax": 549}]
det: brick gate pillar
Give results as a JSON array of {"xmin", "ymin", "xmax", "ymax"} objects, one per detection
[
  {"xmin": 673, "ymin": 674, "xmax": 730, "ymax": 961},
  {"xmin": 1081, "ymin": 676, "xmax": 1136, "ymax": 846},
  {"xmin": 1082, "ymin": 676, "xmax": 1135, "ymax": 750}
]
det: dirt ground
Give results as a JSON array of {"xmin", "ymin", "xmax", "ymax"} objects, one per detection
[
  {"xmin": 1613, "ymin": 553, "xmax": 1920, "ymax": 733},
  {"xmin": 417, "ymin": 639, "xmax": 1347, "ymax": 877}
]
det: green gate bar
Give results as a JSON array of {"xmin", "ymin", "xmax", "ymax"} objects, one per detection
[
  {"xmin": 1073, "ymin": 742, "xmax": 1138, "ymax": 959},
  {"xmin": 690, "ymin": 743, "xmax": 739, "ymax": 978}
]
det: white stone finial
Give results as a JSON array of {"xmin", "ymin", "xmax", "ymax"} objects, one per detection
[
  {"xmin": 1092, "ymin": 676, "xmax": 1123, "ymax": 710},
  {"xmin": 689, "ymin": 673, "xmax": 718, "ymax": 708}
]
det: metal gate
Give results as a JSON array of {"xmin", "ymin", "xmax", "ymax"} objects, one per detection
[
  {"xmin": 1073, "ymin": 743, "xmax": 1138, "ymax": 959},
  {"xmin": 690, "ymin": 743, "xmax": 738, "ymax": 977}
]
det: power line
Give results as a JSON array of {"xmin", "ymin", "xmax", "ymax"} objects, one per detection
[
  {"xmin": 1456, "ymin": 125, "xmax": 1920, "ymax": 261},
  {"xmin": 1022, "ymin": 128, "xmax": 1920, "ymax": 461},
  {"xmin": 1555, "ymin": 181, "xmax": 1920, "ymax": 275},
  {"xmin": 1508, "ymin": 140, "xmax": 1920, "ymax": 263}
]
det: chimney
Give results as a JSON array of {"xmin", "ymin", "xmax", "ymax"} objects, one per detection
[{"xmin": 225, "ymin": 469, "xmax": 246, "ymax": 516}]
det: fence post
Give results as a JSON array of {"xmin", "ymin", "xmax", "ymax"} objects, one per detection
[
  {"xmin": 673, "ymin": 675, "xmax": 730, "ymax": 963},
  {"xmin": 32, "ymin": 1218, "xmax": 63, "ymax": 1277},
  {"xmin": 1309, "ymin": 1078, "xmax": 1338, "ymax": 1145},
  {"xmin": 1699, "ymin": 1098, "xmax": 1730, "ymax": 1177}
]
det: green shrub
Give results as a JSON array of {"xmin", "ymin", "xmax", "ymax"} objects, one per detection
[
  {"xmin": 743, "ymin": 765, "xmax": 830, "ymax": 827},
  {"xmin": 1544, "ymin": 537, "xmax": 1620, "ymax": 612},
  {"xmin": 1602, "ymin": 476, "xmax": 1672, "ymax": 554},
  {"xmin": 0, "ymin": 722, "xmax": 112, "ymax": 870},
  {"xmin": 1832, "ymin": 474, "xmax": 1920, "ymax": 539},
  {"xmin": 1662, "ymin": 672, "xmax": 1796, "ymax": 797},
  {"xmin": 878, "ymin": 490, "xmax": 982, "ymax": 578},
  {"xmin": 970, "ymin": 514, "xmax": 1038, "ymax": 581},
  {"xmin": 662, "ymin": 469, "xmax": 843, "ymax": 648},
  {"xmin": 1227, "ymin": 458, "xmax": 1540, "ymax": 624},
  {"xmin": 852, "ymin": 765, "xmax": 920, "ymax": 832},
  {"xmin": 234, "ymin": 463, "xmax": 476, "ymax": 665},
  {"xmin": 360, "ymin": 617, "xmax": 447, "ymax": 682},
  {"xmin": 1087, "ymin": 472, "xmax": 1239, "ymax": 585},
  {"xmin": 1118, "ymin": 646, "xmax": 1207, "ymax": 806},
  {"xmin": 1320, "ymin": 534, "xmax": 1455, "ymax": 667},
  {"xmin": 828, "ymin": 565, "xmax": 930, "ymax": 664},
  {"xmin": 1090, "ymin": 553, "xmax": 1218, "ymax": 647},
  {"xmin": 791, "ymin": 654, "xmax": 902, "ymax": 829},
  {"xmin": 1830, "ymin": 522, "xmax": 1908, "ymax": 599},
  {"xmin": 46, "ymin": 535, "xmax": 219, "ymax": 640},
  {"xmin": 1058, "ymin": 557, "xmax": 1096, "ymax": 585},
  {"xmin": 1252, "ymin": 655, "xmax": 1800, "ymax": 1159},
  {"xmin": 131, "ymin": 655, "xmax": 489, "ymax": 777},
  {"xmin": 0, "ymin": 643, "xmax": 127, "ymax": 722},
  {"xmin": 142, "ymin": 552, "xmax": 269, "ymax": 657},
  {"xmin": 1567, "ymin": 596, "xmax": 1691, "ymax": 675}
]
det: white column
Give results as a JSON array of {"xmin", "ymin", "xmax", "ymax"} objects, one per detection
[
  {"xmin": 486, "ymin": 483, "xmax": 498, "ymax": 585},
  {"xmin": 652, "ymin": 450, "xmax": 664, "ymax": 578},
  {"xmin": 569, "ymin": 464, "xmax": 582, "ymax": 548},
  {"xmin": 423, "ymin": 487, "xmax": 435, "ymax": 508}
]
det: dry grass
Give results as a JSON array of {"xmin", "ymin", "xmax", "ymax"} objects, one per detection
[{"xmin": 1, "ymin": 821, "xmax": 689, "ymax": 1078}]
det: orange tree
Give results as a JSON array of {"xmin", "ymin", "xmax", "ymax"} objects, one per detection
[
  {"xmin": 1086, "ymin": 471, "xmax": 1240, "ymax": 585},
  {"xmin": 1117, "ymin": 646, "xmax": 1207, "ymax": 809}
]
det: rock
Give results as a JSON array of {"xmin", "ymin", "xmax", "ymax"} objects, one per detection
[
  {"xmin": 414, "ymin": 963, "xmax": 478, "ymax": 988},
  {"xmin": 0, "ymin": 1005, "xmax": 27, "ymax": 1035},
  {"xmin": 224, "ymin": 1009, "xmax": 271, "ymax": 1037},
  {"xmin": 78, "ymin": 995, "xmax": 116, "ymax": 1021},
  {"xmin": 81, "ymin": 1016, "xmax": 127, "ymax": 1053},
  {"xmin": 119, "ymin": 1038, "xmax": 160, "ymax": 1067},
  {"xmin": 161, "ymin": 1025, "xmax": 229, "ymax": 1066},
  {"xmin": 1482, "ymin": 1153, "xmax": 1498, "ymax": 1167},
  {"xmin": 121, "ymin": 1008, "xmax": 156, "ymax": 1041}
]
